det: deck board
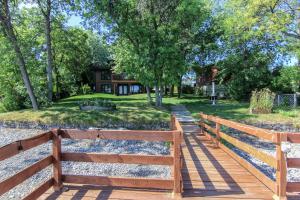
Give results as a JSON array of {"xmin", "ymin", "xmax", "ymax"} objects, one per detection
[{"xmin": 39, "ymin": 124, "xmax": 299, "ymax": 200}]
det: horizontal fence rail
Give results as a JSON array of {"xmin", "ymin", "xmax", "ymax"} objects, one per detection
[
  {"xmin": 0, "ymin": 132, "xmax": 52, "ymax": 161},
  {"xmin": 198, "ymin": 112, "xmax": 300, "ymax": 200},
  {"xmin": 0, "ymin": 132, "xmax": 54, "ymax": 198},
  {"xmin": 0, "ymin": 117, "xmax": 183, "ymax": 199}
]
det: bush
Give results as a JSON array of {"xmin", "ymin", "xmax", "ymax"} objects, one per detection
[
  {"xmin": 250, "ymin": 88, "xmax": 275, "ymax": 114},
  {"xmin": 81, "ymin": 84, "xmax": 92, "ymax": 95},
  {"xmin": 182, "ymin": 85, "xmax": 194, "ymax": 94}
]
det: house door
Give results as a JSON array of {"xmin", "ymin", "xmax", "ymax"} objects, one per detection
[{"xmin": 118, "ymin": 85, "xmax": 128, "ymax": 95}]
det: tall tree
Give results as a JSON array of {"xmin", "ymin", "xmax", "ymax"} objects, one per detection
[
  {"xmin": 79, "ymin": 0, "xmax": 211, "ymax": 106},
  {"xmin": 0, "ymin": 0, "xmax": 39, "ymax": 110},
  {"xmin": 37, "ymin": 0, "xmax": 54, "ymax": 101}
]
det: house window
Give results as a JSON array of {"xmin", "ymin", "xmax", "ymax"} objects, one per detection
[
  {"xmin": 130, "ymin": 85, "xmax": 142, "ymax": 94},
  {"xmin": 100, "ymin": 84, "xmax": 112, "ymax": 93},
  {"xmin": 101, "ymin": 70, "xmax": 111, "ymax": 80}
]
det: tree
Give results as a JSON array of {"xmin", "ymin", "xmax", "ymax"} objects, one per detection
[
  {"xmin": 36, "ymin": 0, "xmax": 54, "ymax": 101},
  {"xmin": 272, "ymin": 66, "xmax": 300, "ymax": 93},
  {"xmin": 0, "ymin": 0, "xmax": 39, "ymax": 110},
  {"xmin": 222, "ymin": 0, "xmax": 300, "ymax": 66},
  {"xmin": 79, "ymin": 0, "xmax": 211, "ymax": 106}
]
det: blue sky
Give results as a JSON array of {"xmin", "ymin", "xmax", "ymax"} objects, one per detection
[{"xmin": 67, "ymin": 15, "xmax": 83, "ymax": 27}]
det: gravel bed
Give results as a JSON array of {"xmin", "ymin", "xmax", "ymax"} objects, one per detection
[
  {"xmin": 221, "ymin": 125, "xmax": 300, "ymax": 182},
  {"xmin": 0, "ymin": 128, "xmax": 170, "ymax": 200}
]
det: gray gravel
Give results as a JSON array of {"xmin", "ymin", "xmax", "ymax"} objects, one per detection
[
  {"xmin": 221, "ymin": 126, "xmax": 300, "ymax": 182},
  {"xmin": 0, "ymin": 128, "xmax": 170, "ymax": 200}
]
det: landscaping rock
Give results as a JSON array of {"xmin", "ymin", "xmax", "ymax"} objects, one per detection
[{"xmin": 0, "ymin": 128, "xmax": 170, "ymax": 200}]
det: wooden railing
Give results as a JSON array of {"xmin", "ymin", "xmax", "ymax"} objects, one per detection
[
  {"xmin": 0, "ymin": 117, "xmax": 183, "ymax": 199},
  {"xmin": 0, "ymin": 132, "xmax": 54, "ymax": 200},
  {"xmin": 199, "ymin": 112, "xmax": 300, "ymax": 200}
]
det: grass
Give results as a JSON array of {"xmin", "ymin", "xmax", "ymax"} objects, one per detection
[
  {"xmin": 0, "ymin": 93, "xmax": 299, "ymax": 128},
  {"xmin": 0, "ymin": 94, "xmax": 169, "ymax": 127}
]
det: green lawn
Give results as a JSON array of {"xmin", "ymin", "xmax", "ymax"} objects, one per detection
[
  {"xmin": 0, "ymin": 94, "xmax": 170, "ymax": 127},
  {"xmin": 0, "ymin": 93, "xmax": 299, "ymax": 128}
]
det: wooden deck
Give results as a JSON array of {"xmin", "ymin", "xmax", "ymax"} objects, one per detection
[{"xmin": 39, "ymin": 123, "xmax": 280, "ymax": 200}]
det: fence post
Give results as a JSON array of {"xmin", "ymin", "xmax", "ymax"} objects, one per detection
[
  {"xmin": 170, "ymin": 115, "xmax": 175, "ymax": 130},
  {"xmin": 294, "ymin": 93, "xmax": 297, "ymax": 108},
  {"xmin": 215, "ymin": 122, "xmax": 221, "ymax": 147},
  {"xmin": 52, "ymin": 129, "xmax": 62, "ymax": 191},
  {"xmin": 199, "ymin": 113, "xmax": 204, "ymax": 135},
  {"xmin": 275, "ymin": 133, "xmax": 287, "ymax": 200},
  {"xmin": 173, "ymin": 129, "xmax": 182, "ymax": 197}
]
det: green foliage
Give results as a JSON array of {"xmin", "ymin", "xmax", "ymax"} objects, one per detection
[
  {"xmin": 217, "ymin": 0, "xmax": 299, "ymax": 100},
  {"xmin": 0, "ymin": 6, "xmax": 111, "ymax": 111},
  {"xmin": 250, "ymin": 88, "xmax": 275, "ymax": 114},
  {"xmin": 272, "ymin": 66, "xmax": 300, "ymax": 93},
  {"xmin": 79, "ymin": 0, "xmax": 212, "ymax": 106},
  {"xmin": 81, "ymin": 84, "xmax": 92, "ymax": 95}
]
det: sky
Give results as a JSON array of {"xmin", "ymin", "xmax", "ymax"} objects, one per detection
[{"xmin": 67, "ymin": 15, "xmax": 83, "ymax": 27}]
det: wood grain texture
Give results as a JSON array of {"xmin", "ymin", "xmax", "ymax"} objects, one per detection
[
  {"xmin": 52, "ymin": 130, "xmax": 62, "ymax": 191},
  {"xmin": 61, "ymin": 152, "xmax": 173, "ymax": 165},
  {"xmin": 219, "ymin": 131, "xmax": 277, "ymax": 168},
  {"xmin": 23, "ymin": 178, "xmax": 54, "ymax": 200},
  {"xmin": 62, "ymin": 175, "xmax": 174, "ymax": 189},
  {"xmin": 0, "ymin": 131, "xmax": 52, "ymax": 161},
  {"xmin": 287, "ymin": 182, "xmax": 300, "ymax": 192},
  {"xmin": 199, "ymin": 113, "xmax": 275, "ymax": 141},
  {"xmin": 173, "ymin": 129, "xmax": 182, "ymax": 194},
  {"xmin": 0, "ymin": 156, "xmax": 52, "ymax": 196},
  {"xmin": 287, "ymin": 158, "xmax": 300, "ymax": 168},
  {"xmin": 60, "ymin": 129, "xmax": 175, "ymax": 142}
]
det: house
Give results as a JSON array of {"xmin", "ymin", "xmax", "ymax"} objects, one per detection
[{"xmin": 93, "ymin": 63, "xmax": 144, "ymax": 95}]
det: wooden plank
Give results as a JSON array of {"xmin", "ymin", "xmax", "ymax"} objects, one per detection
[
  {"xmin": 60, "ymin": 129, "xmax": 174, "ymax": 142},
  {"xmin": 53, "ymin": 130, "xmax": 62, "ymax": 191},
  {"xmin": 287, "ymin": 158, "xmax": 300, "ymax": 168},
  {"xmin": 61, "ymin": 153, "xmax": 173, "ymax": 165},
  {"xmin": 200, "ymin": 113, "xmax": 275, "ymax": 142},
  {"xmin": 0, "ymin": 156, "xmax": 52, "ymax": 196},
  {"xmin": 62, "ymin": 175, "xmax": 174, "ymax": 190},
  {"xmin": 23, "ymin": 178, "xmax": 54, "ymax": 200},
  {"xmin": 275, "ymin": 134, "xmax": 287, "ymax": 199},
  {"xmin": 287, "ymin": 182, "xmax": 300, "ymax": 192},
  {"xmin": 0, "ymin": 132, "xmax": 52, "ymax": 161},
  {"xmin": 43, "ymin": 184, "xmax": 175, "ymax": 200},
  {"xmin": 218, "ymin": 143, "xmax": 276, "ymax": 193},
  {"xmin": 173, "ymin": 129, "xmax": 182, "ymax": 194},
  {"xmin": 286, "ymin": 133, "xmax": 300, "ymax": 143},
  {"xmin": 219, "ymin": 131, "xmax": 277, "ymax": 168}
]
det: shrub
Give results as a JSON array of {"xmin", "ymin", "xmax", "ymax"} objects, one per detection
[
  {"xmin": 249, "ymin": 88, "xmax": 275, "ymax": 114},
  {"xmin": 81, "ymin": 84, "xmax": 92, "ymax": 95},
  {"xmin": 182, "ymin": 85, "xmax": 194, "ymax": 94},
  {"xmin": 194, "ymin": 86, "xmax": 203, "ymax": 96}
]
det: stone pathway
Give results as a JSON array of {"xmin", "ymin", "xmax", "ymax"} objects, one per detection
[{"xmin": 171, "ymin": 105, "xmax": 201, "ymax": 133}]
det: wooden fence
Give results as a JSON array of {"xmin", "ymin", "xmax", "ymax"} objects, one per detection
[
  {"xmin": 199, "ymin": 112, "xmax": 300, "ymax": 200},
  {"xmin": 0, "ymin": 116, "xmax": 183, "ymax": 199}
]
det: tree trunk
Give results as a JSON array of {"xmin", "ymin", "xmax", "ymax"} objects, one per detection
[
  {"xmin": 159, "ymin": 85, "xmax": 163, "ymax": 106},
  {"xmin": 170, "ymin": 85, "xmax": 174, "ymax": 97},
  {"xmin": 0, "ymin": 1, "xmax": 39, "ymax": 110},
  {"xmin": 155, "ymin": 84, "xmax": 160, "ymax": 107},
  {"xmin": 38, "ymin": 0, "xmax": 53, "ymax": 101},
  {"xmin": 177, "ymin": 76, "xmax": 182, "ymax": 98},
  {"xmin": 54, "ymin": 64, "xmax": 60, "ymax": 99},
  {"xmin": 45, "ymin": 12, "xmax": 53, "ymax": 101},
  {"xmin": 146, "ymin": 86, "xmax": 152, "ymax": 104}
]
